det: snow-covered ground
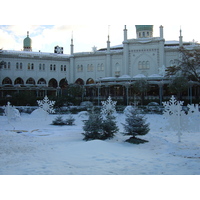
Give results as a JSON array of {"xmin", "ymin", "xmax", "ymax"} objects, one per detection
[{"xmin": 0, "ymin": 112, "xmax": 200, "ymax": 175}]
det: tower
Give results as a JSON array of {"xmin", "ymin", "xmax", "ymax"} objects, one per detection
[
  {"xmin": 135, "ymin": 25, "xmax": 153, "ymax": 38},
  {"xmin": 160, "ymin": 25, "xmax": 164, "ymax": 38},
  {"xmin": 123, "ymin": 25, "xmax": 129, "ymax": 75},
  {"xmin": 179, "ymin": 27, "xmax": 183, "ymax": 47},
  {"xmin": 23, "ymin": 31, "xmax": 32, "ymax": 51},
  {"xmin": 70, "ymin": 32, "xmax": 74, "ymax": 55}
]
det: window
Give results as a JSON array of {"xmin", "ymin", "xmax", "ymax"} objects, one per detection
[
  {"xmin": 138, "ymin": 61, "xmax": 150, "ymax": 70},
  {"xmin": 64, "ymin": 65, "xmax": 66, "ymax": 71},
  {"xmin": 53, "ymin": 64, "xmax": 56, "ymax": 71},
  {"xmin": 43, "ymin": 64, "xmax": 45, "ymax": 70},
  {"xmin": 50, "ymin": 64, "xmax": 53, "ymax": 71},
  {"xmin": 77, "ymin": 65, "xmax": 83, "ymax": 72},
  {"xmin": 87, "ymin": 64, "xmax": 94, "ymax": 72},
  {"xmin": 8, "ymin": 62, "xmax": 11, "ymax": 69},
  {"xmin": 28, "ymin": 63, "xmax": 31, "ymax": 70},
  {"xmin": 16, "ymin": 62, "xmax": 19, "ymax": 69},
  {"xmin": 61, "ymin": 65, "xmax": 63, "ymax": 71},
  {"xmin": 31, "ymin": 63, "xmax": 34, "ymax": 70},
  {"xmin": 20, "ymin": 63, "xmax": 22, "ymax": 69},
  {"xmin": 4, "ymin": 62, "xmax": 7, "ymax": 69}
]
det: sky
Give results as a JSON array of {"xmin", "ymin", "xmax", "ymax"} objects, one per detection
[
  {"xmin": 1, "ymin": 0, "xmax": 200, "ymax": 54},
  {"xmin": 1, "ymin": 25, "xmax": 200, "ymax": 55}
]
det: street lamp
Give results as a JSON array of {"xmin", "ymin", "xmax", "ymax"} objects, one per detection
[
  {"xmin": 124, "ymin": 82, "xmax": 130, "ymax": 106},
  {"xmin": 97, "ymin": 78, "xmax": 102, "ymax": 106},
  {"xmin": 189, "ymin": 80, "xmax": 193, "ymax": 104}
]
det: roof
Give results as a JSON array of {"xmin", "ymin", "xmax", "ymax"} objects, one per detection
[{"xmin": 135, "ymin": 25, "xmax": 153, "ymax": 32}]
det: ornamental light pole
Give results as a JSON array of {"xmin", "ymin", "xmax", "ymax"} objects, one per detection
[{"xmin": 97, "ymin": 78, "xmax": 102, "ymax": 106}]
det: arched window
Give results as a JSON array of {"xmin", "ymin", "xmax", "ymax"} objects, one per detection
[
  {"xmin": 14, "ymin": 77, "xmax": 24, "ymax": 85},
  {"xmin": 26, "ymin": 78, "xmax": 36, "ymax": 85},
  {"xmin": 59, "ymin": 78, "xmax": 68, "ymax": 88},
  {"xmin": 48, "ymin": 78, "xmax": 58, "ymax": 88},
  {"xmin": 2, "ymin": 77, "xmax": 12, "ymax": 85},
  {"xmin": 75, "ymin": 78, "xmax": 84, "ymax": 85},
  {"xmin": 86, "ymin": 78, "xmax": 95, "ymax": 84},
  {"xmin": 38, "ymin": 78, "xmax": 46, "ymax": 85}
]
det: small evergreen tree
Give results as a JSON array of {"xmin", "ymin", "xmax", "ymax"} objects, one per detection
[
  {"xmin": 65, "ymin": 114, "xmax": 75, "ymax": 125},
  {"xmin": 102, "ymin": 115, "xmax": 119, "ymax": 140},
  {"xmin": 52, "ymin": 116, "xmax": 66, "ymax": 125},
  {"xmin": 122, "ymin": 108, "xmax": 150, "ymax": 144},
  {"xmin": 82, "ymin": 112, "xmax": 104, "ymax": 141}
]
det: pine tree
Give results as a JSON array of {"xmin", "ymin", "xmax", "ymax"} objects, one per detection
[
  {"xmin": 82, "ymin": 112, "xmax": 104, "ymax": 141},
  {"xmin": 102, "ymin": 115, "xmax": 119, "ymax": 140},
  {"xmin": 122, "ymin": 108, "xmax": 150, "ymax": 144},
  {"xmin": 52, "ymin": 116, "xmax": 66, "ymax": 125},
  {"xmin": 65, "ymin": 113, "xmax": 75, "ymax": 125}
]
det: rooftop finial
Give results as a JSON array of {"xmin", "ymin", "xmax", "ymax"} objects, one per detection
[{"xmin": 27, "ymin": 31, "xmax": 29, "ymax": 37}]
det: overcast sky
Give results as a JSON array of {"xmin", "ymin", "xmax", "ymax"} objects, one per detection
[
  {"xmin": 1, "ymin": 0, "xmax": 200, "ymax": 54},
  {"xmin": 1, "ymin": 25, "xmax": 200, "ymax": 54}
]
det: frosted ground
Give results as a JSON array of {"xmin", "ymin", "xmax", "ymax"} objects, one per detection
[{"xmin": 0, "ymin": 112, "xmax": 200, "ymax": 175}]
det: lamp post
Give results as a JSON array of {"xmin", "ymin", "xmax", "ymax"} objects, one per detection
[
  {"xmin": 189, "ymin": 80, "xmax": 193, "ymax": 104},
  {"xmin": 125, "ymin": 82, "xmax": 130, "ymax": 106},
  {"xmin": 158, "ymin": 80, "xmax": 164, "ymax": 105},
  {"xmin": 97, "ymin": 78, "xmax": 102, "ymax": 106}
]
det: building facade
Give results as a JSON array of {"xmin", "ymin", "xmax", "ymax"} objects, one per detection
[{"xmin": 0, "ymin": 25, "xmax": 200, "ymax": 104}]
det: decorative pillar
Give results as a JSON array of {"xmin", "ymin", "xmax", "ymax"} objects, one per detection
[
  {"xmin": 123, "ymin": 25, "xmax": 129, "ymax": 75},
  {"xmin": 106, "ymin": 35, "xmax": 111, "ymax": 77},
  {"xmin": 179, "ymin": 28, "xmax": 183, "ymax": 47}
]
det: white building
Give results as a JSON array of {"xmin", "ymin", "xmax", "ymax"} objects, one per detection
[{"xmin": 0, "ymin": 25, "xmax": 199, "ymax": 104}]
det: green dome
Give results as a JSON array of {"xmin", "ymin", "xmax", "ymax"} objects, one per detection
[
  {"xmin": 23, "ymin": 31, "xmax": 32, "ymax": 48},
  {"xmin": 135, "ymin": 25, "xmax": 153, "ymax": 32}
]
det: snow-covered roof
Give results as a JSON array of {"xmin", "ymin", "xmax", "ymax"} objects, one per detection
[
  {"xmin": 148, "ymin": 74, "xmax": 163, "ymax": 78},
  {"xmin": 118, "ymin": 75, "xmax": 131, "ymax": 79},
  {"xmin": 133, "ymin": 74, "xmax": 147, "ymax": 78},
  {"xmin": 1, "ymin": 50, "xmax": 70, "ymax": 58}
]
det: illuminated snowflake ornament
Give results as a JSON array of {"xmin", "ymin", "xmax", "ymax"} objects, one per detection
[
  {"xmin": 101, "ymin": 96, "xmax": 117, "ymax": 117},
  {"xmin": 37, "ymin": 96, "xmax": 55, "ymax": 114}
]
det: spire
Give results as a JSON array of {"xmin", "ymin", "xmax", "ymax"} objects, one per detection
[
  {"xmin": 107, "ymin": 25, "xmax": 110, "ymax": 52},
  {"xmin": 70, "ymin": 31, "xmax": 74, "ymax": 55},
  {"xmin": 159, "ymin": 25, "xmax": 164, "ymax": 38},
  {"xmin": 124, "ymin": 25, "xmax": 128, "ymax": 42},
  {"xmin": 179, "ymin": 26, "xmax": 183, "ymax": 47},
  {"xmin": 27, "ymin": 31, "xmax": 29, "ymax": 37}
]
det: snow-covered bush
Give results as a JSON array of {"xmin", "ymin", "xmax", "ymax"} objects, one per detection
[
  {"xmin": 122, "ymin": 107, "xmax": 149, "ymax": 144},
  {"xmin": 65, "ymin": 114, "xmax": 75, "ymax": 125},
  {"xmin": 52, "ymin": 114, "xmax": 75, "ymax": 126},
  {"xmin": 52, "ymin": 116, "xmax": 66, "ymax": 125}
]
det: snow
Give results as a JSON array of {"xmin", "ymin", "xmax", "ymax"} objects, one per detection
[
  {"xmin": 133, "ymin": 74, "xmax": 147, "ymax": 78},
  {"xmin": 0, "ymin": 111, "xmax": 200, "ymax": 176}
]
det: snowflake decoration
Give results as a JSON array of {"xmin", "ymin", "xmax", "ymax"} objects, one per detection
[
  {"xmin": 101, "ymin": 96, "xmax": 117, "ymax": 117},
  {"xmin": 37, "ymin": 96, "xmax": 55, "ymax": 114},
  {"xmin": 163, "ymin": 96, "xmax": 186, "ymax": 142}
]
